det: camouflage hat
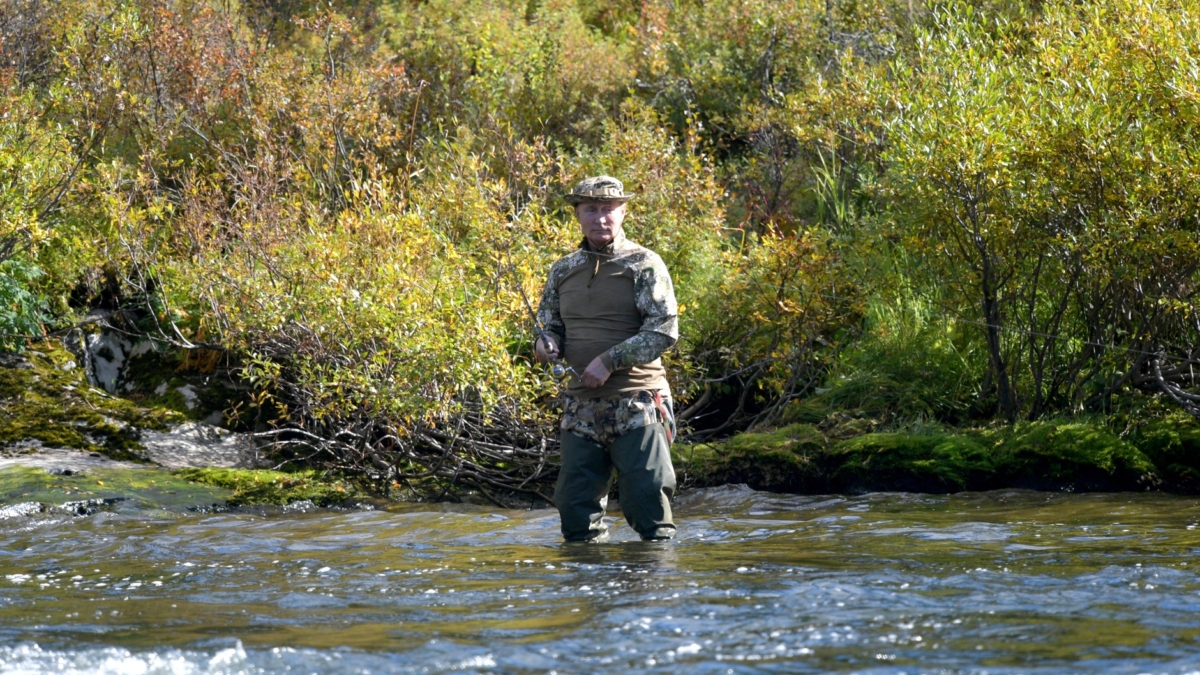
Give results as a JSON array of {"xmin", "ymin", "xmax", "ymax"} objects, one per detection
[{"xmin": 564, "ymin": 175, "xmax": 635, "ymax": 205}]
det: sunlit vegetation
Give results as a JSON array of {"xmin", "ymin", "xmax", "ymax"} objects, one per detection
[
  {"xmin": 0, "ymin": 344, "xmax": 184, "ymax": 460},
  {"xmin": 173, "ymin": 467, "xmax": 364, "ymax": 506},
  {"xmin": 678, "ymin": 416, "xmax": 1200, "ymax": 494},
  {"xmin": 3, "ymin": 0, "xmax": 1200, "ymax": 499}
]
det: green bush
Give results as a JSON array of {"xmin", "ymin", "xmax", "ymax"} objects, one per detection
[
  {"xmin": 875, "ymin": 0, "xmax": 1200, "ymax": 421},
  {"xmin": 6, "ymin": 0, "xmax": 1200, "ymax": 497},
  {"xmin": 0, "ymin": 259, "xmax": 46, "ymax": 352},
  {"xmin": 822, "ymin": 284, "xmax": 984, "ymax": 423}
]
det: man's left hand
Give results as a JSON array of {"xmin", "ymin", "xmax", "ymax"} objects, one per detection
[{"xmin": 581, "ymin": 356, "xmax": 611, "ymax": 388}]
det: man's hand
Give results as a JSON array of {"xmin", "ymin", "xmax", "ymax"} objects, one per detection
[
  {"xmin": 534, "ymin": 336, "xmax": 559, "ymax": 364},
  {"xmin": 581, "ymin": 355, "xmax": 612, "ymax": 388}
]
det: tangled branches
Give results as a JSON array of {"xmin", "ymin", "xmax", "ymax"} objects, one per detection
[
  {"xmin": 254, "ymin": 398, "xmax": 560, "ymax": 508},
  {"xmin": 1138, "ymin": 350, "xmax": 1200, "ymax": 423}
]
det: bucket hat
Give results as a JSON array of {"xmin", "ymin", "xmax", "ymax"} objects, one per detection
[{"xmin": 564, "ymin": 175, "xmax": 635, "ymax": 205}]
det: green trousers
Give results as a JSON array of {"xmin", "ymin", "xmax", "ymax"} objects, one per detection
[{"xmin": 554, "ymin": 423, "xmax": 677, "ymax": 542}]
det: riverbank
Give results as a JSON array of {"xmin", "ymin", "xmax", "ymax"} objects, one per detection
[
  {"xmin": 5, "ymin": 340, "xmax": 1200, "ymax": 511},
  {"xmin": 675, "ymin": 415, "xmax": 1200, "ymax": 495}
]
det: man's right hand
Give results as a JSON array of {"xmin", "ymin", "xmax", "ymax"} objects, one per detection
[{"xmin": 534, "ymin": 336, "xmax": 559, "ymax": 363}]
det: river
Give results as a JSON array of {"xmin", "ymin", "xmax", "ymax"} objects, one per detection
[{"xmin": 2, "ymin": 486, "xmax": 1200, "ymax": 674}]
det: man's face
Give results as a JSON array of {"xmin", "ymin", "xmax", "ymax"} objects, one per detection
[{"xmin": 575, "ymin": 201, "xmax": 627, "ymax": 249}]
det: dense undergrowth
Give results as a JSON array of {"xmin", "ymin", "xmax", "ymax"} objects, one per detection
[{"xmin": 3, "ymin": 0, "xmax": 1200, "ymax": 499}]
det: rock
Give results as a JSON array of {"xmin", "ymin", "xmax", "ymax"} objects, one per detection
[
  {"xmin": 0, "ymin": 353, "xmax": 33, "ymax": 369},
  {"xmin": 176, "ymin": 384, "xmax": 199, "ymax": 410},
  {"xmin": 62, "ymin": 328, "xmax": 94, "ymax": 387},
  {"xmin": 58, "ymin": 497, "xmax": 126, "ymax": 516},
  {"xmin": 87, "ymin": 331, "xmax": 133, "ymax": 393},
  {"xmin": 139, "ymin": 422, "xmax": 262, "ymax": 469},
  {"xmin": 0, "ymin": 445, "xmax": 145, "ymax": 472},
  {"xmin": 1, "ymin": 424, "xmax": 261, "ymax": 473},
  {"xmin": 0, "ymin": 502, "xmax": 45, "ymax": 519}
]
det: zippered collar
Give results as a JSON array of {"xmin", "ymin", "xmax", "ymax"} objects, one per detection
[{"xmin": 579, "ymin": 229, "xmax": 627, "ymax": 256}]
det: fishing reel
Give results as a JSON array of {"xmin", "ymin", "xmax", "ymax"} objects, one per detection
[{"xmin": 549, "ymin": 361, "xmax": 576, "ymax": 382}]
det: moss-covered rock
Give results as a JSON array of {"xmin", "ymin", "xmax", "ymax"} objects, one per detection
[
  {"xmin": 830, "ymin": 430, "xmax": 995, "ymax": 492},
  {"xmin": 173, "ymin": 467, "xmax": 365, "ymax": 507},
  {"xmin": 0, "ymin": 465, "xmax": 232, "ymax": 509},
  {"xmin": 679, "ymin": 418, "xmax": 1163, "ymax": 495},
  {"xmin": 0, "ymin": 465, "xmax": 368, "ymax": 511},
  {"xmin": 675, "ymin": 424, "xmax": 827, "ymax": 492},
  {"xmin": 1131, "ymin": 414, "xmax": 1200, "ymax": 491},
  {"xmin": 0, "ymin": 345, "xmax": 187, "ymax": 461},
  {"xmin": 986, "ymin": 422, "xmax": 1155, "ymax": 491},
  {"xmin": 118, "ymin": 346, "xmax": 248, "ymax": 424}
]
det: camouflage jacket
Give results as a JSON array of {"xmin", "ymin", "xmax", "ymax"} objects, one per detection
[{"xmin": 537, "ymin": 230, "xmax": 678, "ymax": 397}]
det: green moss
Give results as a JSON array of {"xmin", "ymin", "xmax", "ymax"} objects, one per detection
[
  {"xmin": 0, "ymin": 345, "xmax": 187, "ymax": 461},
  {"xmin": 0, "ymin": 466, "xmax": 232, "ymax": 509},
  {"xmin": 1131, "ymin": 414, "xmax": 1200, "ymax": 491},
  {"xmin": 683, "ymin": 418, "xmax": 1161, "ymax": 494},
  {"xmin": 173, "ymin": 467, "xmax": 363, "ymax": 506},
  {"xmin": 986, "ymin": 422, "xmax": 1155, "ymax": 491},
  {"xmin": 675, "ymin": 424, "xmax": 827, "ymax": 492},
  {"xmin": 831, "ymin": 431, "xmax": 995, "ymax": 491},
  {"xmin": 1, "ymin": 465, "xmax": 365, "ymax": 511}
]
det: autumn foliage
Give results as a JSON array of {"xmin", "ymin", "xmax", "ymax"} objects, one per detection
[{"xmin": 3, "ymin": 0, "xmax": 1200, "ymax": 498}]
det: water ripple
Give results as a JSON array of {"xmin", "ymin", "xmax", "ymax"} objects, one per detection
[{"xmin": 3, "ymin": 489, "xmax": 1200, "ymax": 673}]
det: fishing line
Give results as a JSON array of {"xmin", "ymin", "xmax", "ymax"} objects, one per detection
[{"xmin": 500, "ymin": 248, "xmax": 579, "ymax": 385}]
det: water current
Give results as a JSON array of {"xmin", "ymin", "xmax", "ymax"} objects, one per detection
[{"xmin": 3, "ymin": 486, "xmax": 1200, "ymax": 674}]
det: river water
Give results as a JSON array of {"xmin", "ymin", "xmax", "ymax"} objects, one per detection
[{"xmin": 2, "ymin": 486, "xmax": 1200, "ymax": 674}]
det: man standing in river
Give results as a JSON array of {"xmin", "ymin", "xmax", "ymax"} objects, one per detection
[{"xmin": 534, "ymin": 175, "xmax": 679, "ymax": 543}]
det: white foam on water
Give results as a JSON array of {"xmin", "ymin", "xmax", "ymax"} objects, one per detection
[
  {"xmin": 0, "ymin": 642, "xmax": 255, "ymax": 675},
  {"xmin": 455, "ymin": 655, "xmax": 496, "ymax": 668}
]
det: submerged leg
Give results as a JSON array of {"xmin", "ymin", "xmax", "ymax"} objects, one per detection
[
  {"xmin": 555, "ymin": 431, "xmax": 613, "ymax": 542},
  {"xmin": 610, "ymin": 423, "xmax": 677, "ymax": 540}
]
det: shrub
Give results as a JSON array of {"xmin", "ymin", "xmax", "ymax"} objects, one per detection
[
  {"xmin": 822, "ymin": 281, "xmax": 985, "ymax": 423},
  {"xmin": 876, "ymin": 0, "xmax": 1200, "ymax": 421},
  {"xmin": 0, "ymin": 258, "xmax": 45, "ymax": 352}
]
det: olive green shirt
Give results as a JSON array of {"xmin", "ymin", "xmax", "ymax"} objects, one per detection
[{"xmin": 537, "ymin": 231, "xmax": 678, "ymax": 398}]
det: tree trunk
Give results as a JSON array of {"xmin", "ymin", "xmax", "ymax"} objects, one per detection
[{"xmin": 980, "ymin": 256, "xmax": 1017, "ymax": 422}]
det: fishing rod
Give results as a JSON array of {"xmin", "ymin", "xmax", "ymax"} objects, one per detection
[{"xmin": 510, "ymin": 263, "xmax": 579, "ymax": 384}]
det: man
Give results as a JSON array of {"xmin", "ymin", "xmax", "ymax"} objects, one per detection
[{"xmin": 535, "ymin": 175, "xmax": 679, "ymax": 542}]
